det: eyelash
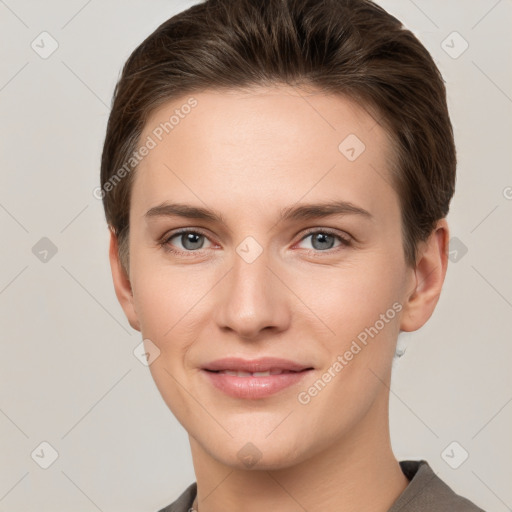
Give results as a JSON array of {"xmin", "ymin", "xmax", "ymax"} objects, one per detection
[{"xmin": 159, "ymin": 227, "xmax": 352, "ymax": 257}]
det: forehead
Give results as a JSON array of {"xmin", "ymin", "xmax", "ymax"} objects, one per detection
[{"xmin": 132, "ymin": 85, "xmax": 398, "ymax": 223}]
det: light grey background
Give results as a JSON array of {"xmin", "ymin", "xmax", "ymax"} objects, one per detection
[{"xmin": 1, "ymin": 1, "xmax": 511, "ymax": 511}]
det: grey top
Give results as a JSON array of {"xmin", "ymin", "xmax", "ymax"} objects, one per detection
[{"xmin": 157, "ymin": 459, "xmax": 486, "ymax": 511}]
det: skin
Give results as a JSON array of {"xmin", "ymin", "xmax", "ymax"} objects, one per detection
[{"xmin": 109, "ymin": 85, "xmax": 449, "ymax": 512}]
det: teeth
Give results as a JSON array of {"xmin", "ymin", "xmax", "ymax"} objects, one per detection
[{"xmin": 217, "ymin": 369, "xmax": 293, "ymax": 377}]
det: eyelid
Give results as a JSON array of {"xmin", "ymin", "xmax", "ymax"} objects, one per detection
[
  {"xmin": 296, "ymin": 226, "xmax": 352, "ymax": 244},
  {"xmin": 160, "ymin": 226, "xmax": 352, "ymax": 256},
  {"xmin": 160, "ymin": 227, "xmax": 216, "ymax": 255},
  {"xmin": 162, "ymin": 227, "xmax": 212, "ymax": 241},
  {"xmin": 293, "ymin": 227, "xmax": 352, "ymax": 252}
]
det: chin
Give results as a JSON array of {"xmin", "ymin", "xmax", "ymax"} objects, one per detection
[{"xmin": 199, "ymin": 432, "xmax": 313, "ymax": 471}]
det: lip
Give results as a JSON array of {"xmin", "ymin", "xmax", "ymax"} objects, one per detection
[
  {"xmin": 202, "ymin": 357, "xmax": 312, "ymax": 373},
  {"xmin": 201, "ymin": 357, "xmax": 314, "ymax": 399}
]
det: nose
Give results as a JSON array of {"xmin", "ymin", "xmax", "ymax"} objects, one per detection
[{"xmin": 214, "ymin": 247, "xmax": 291, "ymax": 341}]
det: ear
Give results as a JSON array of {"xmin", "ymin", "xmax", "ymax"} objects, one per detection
[
  {"xmin": 108, "ymin": 228, "xmax": 141, "ymax": 332},
  {"xmin": 400, "ymin": 219, "xmax": 449, "ymax": 332}
]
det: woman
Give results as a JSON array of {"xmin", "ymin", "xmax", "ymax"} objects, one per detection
[{"xmin": 99, "ymin": 0, "xmax": 486, "ymax": 510}]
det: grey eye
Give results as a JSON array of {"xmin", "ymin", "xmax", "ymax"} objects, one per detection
[
  {"xmin": 299, "ymin": 232, "xmax": 342, "ymax": 251},
  {"xmin": 170, "ymin": 232, "xmax": 209, "ymax": 251}
]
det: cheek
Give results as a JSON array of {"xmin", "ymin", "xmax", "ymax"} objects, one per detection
[
  {"xmin": 296, "ymin": 257, "xmax": 405, "ymax": 408},
  {"xmin": 292, "ymin": 260, "xmax": 403, "ymax": 424},
  {"xmin": 131, "ymin": 275, "xmax": 168, "ymax": 339},
  {"xmin": 130, "ymin": 263, "xmax": 211, "ymax": 354},
  {"xmin": 131, "ymin": 267, "xmax": 208, "ymax": 421},
  {"xmin": 294, "ymin": 256, "xmax": 403, "ymax": 340}
]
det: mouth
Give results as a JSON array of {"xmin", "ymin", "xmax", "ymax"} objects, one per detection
[
  {"xmin": 201, "ymin": 357, "xmax": 314, "ymax": 399},
  {"xmin": 202, "ymin": 356, "xmax": 313, "ymax": 373},
  {"xmin": 205, "ymin": 368, "xmax": 305, "ymax": 377}
]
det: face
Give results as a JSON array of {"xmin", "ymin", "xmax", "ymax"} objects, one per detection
[{"xmin": 112, "ymin": 85, "xmax": 432, "ymax": 470}]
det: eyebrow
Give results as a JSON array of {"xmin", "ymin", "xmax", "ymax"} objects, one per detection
[{"xmin": 144, "ymin": 200, "xmax": 373, "ymax": 224}]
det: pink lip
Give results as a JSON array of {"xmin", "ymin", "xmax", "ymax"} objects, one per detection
[
  {"xmin": 202, "ymin": 357, "xmax": 312, "ymax": 373},
  {"xmin": 201, "ymin": 357, "xmax": 314, "ymax": 399}
]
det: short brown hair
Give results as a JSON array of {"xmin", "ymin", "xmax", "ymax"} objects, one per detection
[{"xmin": 100, "ymin": 0, "xmax": 456, "ymax": 273}]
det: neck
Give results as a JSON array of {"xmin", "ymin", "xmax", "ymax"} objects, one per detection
[{"xmin": 189, "ymin": 387, "xmax": 409, "ymax": 512}]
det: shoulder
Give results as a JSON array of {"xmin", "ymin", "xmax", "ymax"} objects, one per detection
[
  {"xmin": 156, "ymin": 482, "xmax": 197, "ymax": 512},
  {"xmin": 388, "ymin": 459, "xmax": 486, "ymax": 512}
]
